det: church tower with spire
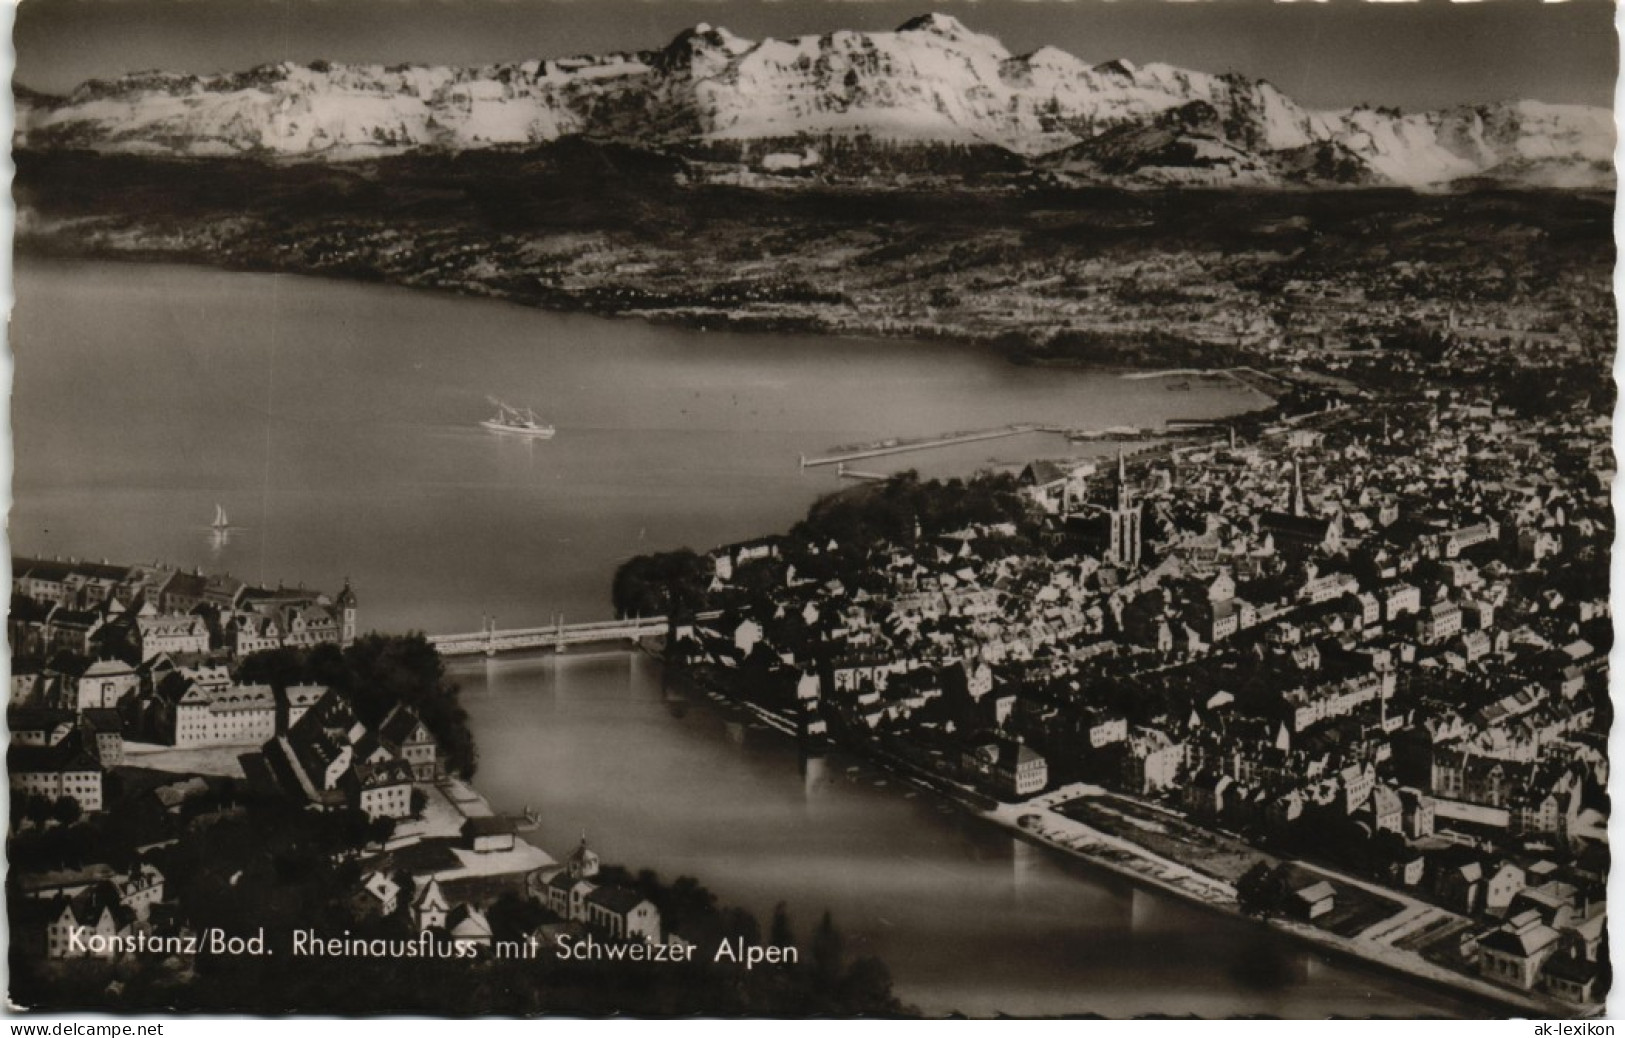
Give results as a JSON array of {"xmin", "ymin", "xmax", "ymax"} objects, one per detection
[
  {"xmin": 336, "ymin": 578, "xmax": 358, "ymax": 646},
  {"xmin": 1107, "ymin": 449, "xmax": 1142, "ymax": 568},
  {"xmin": 565, "ymin": 834, "xmax": 600, "ymax": 880}
]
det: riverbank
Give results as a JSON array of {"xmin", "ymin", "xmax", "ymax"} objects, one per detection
[
  {"xmin": 672, "ymin": 656, "xmax": 1582, "ymax": 1019},
  {"xmin": 990, "ymin": 792, "xmax": 1582, "ymax": 1019}
]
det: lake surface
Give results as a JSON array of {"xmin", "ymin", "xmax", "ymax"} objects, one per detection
[
  {"xmin": 12, "ymin": 259, "xmax": 1264, "ymax": 634},
  {"xmin": 11, "ymin": 257, "xmax": 1482, "ymax": 1016}
]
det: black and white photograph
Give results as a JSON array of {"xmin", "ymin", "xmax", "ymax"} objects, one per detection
[{"xmin": 4, "ymin": 0, "xmax": 1616, "ymax": 1019}]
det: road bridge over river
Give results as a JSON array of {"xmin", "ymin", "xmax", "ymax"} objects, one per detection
[{"xmin": 429, "ymin": 615, "xmax": 669, "ymax": 657}]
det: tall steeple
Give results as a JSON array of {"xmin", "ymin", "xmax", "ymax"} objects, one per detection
[
  {"xmin": 1291, "ymin": 457, "xmax": 1306, "ymax": 518},
  {"xmin": 566, "ymin": 833, "xmax": 600, "ymax": 880},
  {"xmin": 337, "ymin": 578, "xmax": 358, "ymax": 646},
  {"xmin": 1108, "ymin": 448, "xmax": 1142, "ymax": 569}
]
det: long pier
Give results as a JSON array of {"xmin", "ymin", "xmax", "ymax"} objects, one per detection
[
  {"xmin": 800, "ymin": 424, "xmax": 1048, "ymax": 468},
  {"xmin": 429, "ymin": 615, "xmax": 669, "ymax": 657}
]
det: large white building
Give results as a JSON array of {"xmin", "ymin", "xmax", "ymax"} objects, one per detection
[{"xmin": 165, "ymin": 681, "xmax": 277, "ymax": 747}]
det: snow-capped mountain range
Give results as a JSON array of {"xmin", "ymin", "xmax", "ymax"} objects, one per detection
[{"xmin": 15, "ymin": 13, "xmax": 1614, "ymax": 188}]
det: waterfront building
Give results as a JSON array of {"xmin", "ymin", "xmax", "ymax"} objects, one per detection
[
  {"xmin": 261, "ymin": 689, "xmax": 426, "ymax": 816},
  {"xmin": 463, "ymin": 817, "xmax": 517, "ymax": 853},
  {"xmin": 377, "ymin": 703, "xmax": 441, "ymax": 781},
  {"xmin": 1291, "ymin": 882, "xmax": 1336, "ymax": 921},
  {"xmin": 346, "ymin": 759, "xmax": 415, "ymax": 820},
  {"xmin": 962, "ymin": 738, "xmax": 1048, "ymax": 799}
]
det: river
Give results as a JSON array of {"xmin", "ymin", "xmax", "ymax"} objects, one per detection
[{"xmin": 11, "ymin": 257, "xmax": 1484, "ymax": 1016}]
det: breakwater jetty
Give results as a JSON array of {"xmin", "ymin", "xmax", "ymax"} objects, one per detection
[{"xmin": 800, "ymin": 424, "xmax": 1059, "ymax": 468}]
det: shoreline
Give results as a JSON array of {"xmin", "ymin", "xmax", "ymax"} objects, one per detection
[{"xmin": 666, "ymin": 658, "xmax": 1584, "ymax": 1020}]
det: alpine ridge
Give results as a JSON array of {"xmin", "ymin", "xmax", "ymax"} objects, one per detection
[{"xmin": 14, "ymin": 13, "xmax": 1613, "ymax": 189}]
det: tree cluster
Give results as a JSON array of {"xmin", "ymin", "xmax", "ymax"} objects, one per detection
[
  {"xmin": 611, "ymin": 549, "xmax": 713, "ymax": 621},
  {"xmin": 236, "ymin": 634, "xmax": 477, "ymax": 779},
  {"xmin": 1234, "ymin": 861, "xmax": 1293, "ymax": 918}
]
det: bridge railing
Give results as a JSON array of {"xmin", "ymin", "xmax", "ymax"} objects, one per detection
[
  {"xmin": 427, "ymin": 615, "xmax": 668, "ymax": 647},
  {"xmin": 427, "ymin": 610, "xmax": 725, "ymax": 654}
]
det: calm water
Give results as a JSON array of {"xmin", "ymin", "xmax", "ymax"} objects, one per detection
[
  {"xmin": 12, "ymin": 259, "xmax": 1263, "ymax": 633},
  {"xmin": 12, "ymin": 258, "xmax": 1480, "ymax": 1016},
  {"xmin": 458, "ymin": 652, "xmax": 1488, "ymax": 1018}
]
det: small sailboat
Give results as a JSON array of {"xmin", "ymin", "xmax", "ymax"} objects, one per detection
[
  {"xmin": 207, "ymin": 503, "xmax": 233, "ymax": 554},
  {"xmin": 481, "ymin": 397, "xmax": 555, "ymax": 439}
]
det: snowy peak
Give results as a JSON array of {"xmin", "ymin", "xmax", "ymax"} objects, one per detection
[
  {"xmin": 893, "ymin": 12, "xmax": 1010, "ymax": 59},
  {"xmin": 656, "ymin": 23, "xmax": 753, "ymax": 76},
  {"xmin": 896, "ymin": 13, "xmax": 978, "ymax": 42},
  {"xmin": 893, "ymin": 12, "xmax": 1010, "ymax": 61},
  {"xmin": 14, "ymin": 13, "xmax": 1612, "ymax": 190},
  {"xmin": 1092, "ymin": 59, "xmax": 1137, "ymax": 78}
]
